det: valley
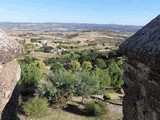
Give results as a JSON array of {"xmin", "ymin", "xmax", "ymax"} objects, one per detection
[{"xmin": 0, "ymin": 23, "xmax": 136, "ymax": 120}]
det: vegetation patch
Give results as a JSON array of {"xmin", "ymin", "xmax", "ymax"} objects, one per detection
[
  {"xmin": 23, "ymin": 98, "xmax": 49, "ymax": 118},
  {"xmin": 84, "ymin": 101, "xmax": 108, "ymax": 116}
]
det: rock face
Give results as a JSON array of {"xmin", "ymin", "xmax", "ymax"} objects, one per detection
[
  {"xmin": 120, "ymin": 15, "xmax": 160, "ymax": 120},
  {"xmin": 0, "ymin": 30, "xmax": 23, "ymax": 116}
]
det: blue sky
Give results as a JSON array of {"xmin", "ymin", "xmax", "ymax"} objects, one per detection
[{"xmin": 0, "ymin": 0, "xmax": 159, "ymax": 25}]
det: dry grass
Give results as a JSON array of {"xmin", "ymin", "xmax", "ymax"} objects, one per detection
[
  {"xmin": 18, "ymin": 108, "xmax": 122, "ymax": 120},
  {"xmin": 18, "ymin": 94, "xmax": 123, "ymax": 120},
  {"xmin": 30, "ymin": 52, "xmax": 58, "ymax": 59}
]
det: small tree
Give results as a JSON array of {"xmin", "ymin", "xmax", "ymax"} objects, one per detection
[
  {"xmin": 74, "ymin": 70, "xmax": 100, "ymax": 102},
  {"xmin": 49, "ymin": 70, "xmax": 76, "ymax": 106},
  {"xmin": 82, "ymin": 61, "xmax": 92, "ymax": 70}
]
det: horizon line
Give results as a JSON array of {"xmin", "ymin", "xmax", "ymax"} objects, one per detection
[{"xmin": 0, "ymin": 21, "xmax": 143, "ymax": 26}]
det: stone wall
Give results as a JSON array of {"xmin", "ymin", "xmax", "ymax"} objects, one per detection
[
  {"xmin": 120, "ymin": 15, "xmax": 160, "ymax": 120},
  {"xmin": 0, "ymin": 30, "xmax": 23, "ymax": 117}
]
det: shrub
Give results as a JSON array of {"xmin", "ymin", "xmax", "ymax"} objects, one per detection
[
  {"xmin": 79, "ymin": 49, "xmax": 97, "ymax": 63},
  {"xmin": 69, "ymin": 60, "xmax": 81, "ymax": 71},
  {"xmin": 24, "ymin": 43, "xmax": 35, "ymax": 53},
  {"xmin": 50, "ymin": 62, "xmax": 64, "ymax": 72},
  {"xmin": 23, "ymin": 55, "xmax": 37, "ymax": 64},
  {"xmin": 35, "ymin": 83, "xmax": 57, "ymax": 101},
  {"xmin": 82, "ymin": 61, "xmax": 92, "ymax": 70},
  {"xmin": 44, "ymin": 57, "xmax": 56, "ymax": 65},
  {"xmin": 44, "ymin": 55, "xmax": 71, "ymax": 65},
  {"xmin": 19, "ymin": 63, "xmax": 43, "ymax": 87},
  {"xmin": 66, "ymin": 33, "xmax": 79, "ymax": 39},
  {"xmin": 85, "ymin": 101, "xmax": 108, "ymax": 116},
  {"xmin": 19, "ymin": 57, "xmax": 47, "ymax": 87},
  {"xmin": 95, "ymin": 58, "xmax": 106, "ymax": 69},
  {"xmin": 69, "ymin": 53, "xmax": 80, "ymax": 61},
  {"xmin": 43, "ymin": 46, "xmax": 54, "ymax": 53},
  {"xmin": 33, "ymin": 60, "xmax": 47, "ymax": 74},
  {"xmin": 23, "ymin": 98, "xmax": 49, "ymax": 118},
  {"xmin": 31, "ymin": 38, "xmax": 39, "ymax": 43}
]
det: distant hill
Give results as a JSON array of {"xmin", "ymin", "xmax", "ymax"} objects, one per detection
[{"xmin": 0, "ymin": 22, "xmax": 142, "ymax": 32}]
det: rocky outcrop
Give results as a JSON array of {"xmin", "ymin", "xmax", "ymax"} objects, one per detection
[
  {"xmin": 120, "ymin": 15, "xmax": 160, "ymax": 120},
  {"xmin": 0, "ymin": 30, "xmax": 23, "ymax": 117}
]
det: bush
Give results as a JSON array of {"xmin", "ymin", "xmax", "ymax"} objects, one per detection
[
  {"xmin": 19, "ymin": 63, "xmax": 43, "ymax": 87},
  {"xmin": 50, "ymin": 62, "xmax": 64, "ymax": 72},
  {"xmin": 23, "ymin": 98, "xmax": 49, "ymax": 118},
  {"xmin": 79, "ymin": 49, "xmax": 97, "ymax": 63},
  {"xmin": 24, "ymin": 43, "xmax": 35, "ymax": 53},
  {"xmin": 31, "ymin": 38, "xmax": 39, "ymax": 43},
  {"xmin": 85, "ymin": 101, "xmax": 108, "ymax": 116},
  {"xmin": 19, "ymin": 57, "xmax": 47, "ymax": 87},
  {"xmin": 69, "ymin": 60, "xmax": 81, "ymax": 71},
  {"xmin": 34, "ymin": 60, "xmax": 47, "ymax": 74},
  {"xmin": 23, "ymin": 55, "xmax": 37, "ymax": 64},
  {"xmin": 95, "ymin": 58, "xmax": 106, "ymax": 69},
  {"xmin": 43, "ymin": 46, "xmax": 54, "ymax": 53},
  {"xmin": 66, "ymin": 33, "xmax": 79, "ymax": 39},
  {"xmin": 35, "ymin": 83, "xmax": 57, "ymax": 101},
  {"xmin": 82, "ymin": 61, "xmax": 92, "ymax": 70}
]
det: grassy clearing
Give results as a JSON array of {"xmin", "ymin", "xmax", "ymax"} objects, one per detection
[
  {"xmin": 18, "ymin": 107, "xmax": 122, "ymax": 120},
  {"xmin": 18, "ymin": 95, "xmax": 123, "ymax": 120}
]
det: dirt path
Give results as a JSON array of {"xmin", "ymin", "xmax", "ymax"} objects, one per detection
[{"xmin": 107, "ymin": 102, "xmax": 122, "ymax": 113}]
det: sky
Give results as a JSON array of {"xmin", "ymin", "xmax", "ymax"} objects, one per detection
[{"xmin": 0, "ymin": 0, "xmax": 159, "ymax": 25}]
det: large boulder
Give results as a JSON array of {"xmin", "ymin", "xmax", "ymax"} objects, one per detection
[
  {"xmin": 120, "ymin": 15, "xmax": 160, "ymax": 120},
  {"xmin": 0, "ymin": 30, "xmax": 23, "ymax": 64},
  {"xmin": 0, "ymin": 30, "xmax": 23, "ymax": 117}
]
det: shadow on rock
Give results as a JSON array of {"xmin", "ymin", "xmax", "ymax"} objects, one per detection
[{"xmin": 1, "ymin": 84, "xmax": 20, "ymax": 120}]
